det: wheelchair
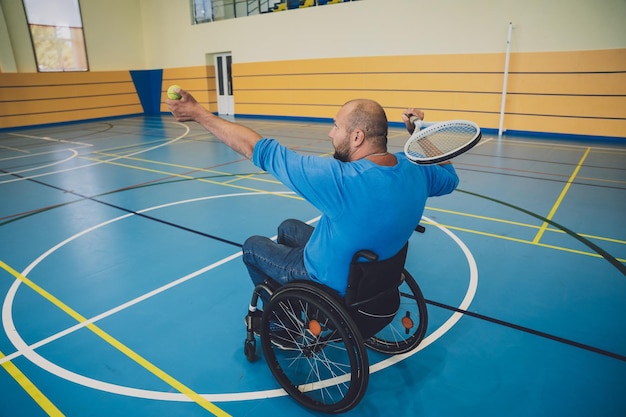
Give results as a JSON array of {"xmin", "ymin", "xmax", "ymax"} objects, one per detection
[{"xmin": 243, "ymin": 228, "xmax": 429, "ymax": 413}]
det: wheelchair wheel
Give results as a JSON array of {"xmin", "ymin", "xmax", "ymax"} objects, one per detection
[
  {"xmin": 365, "ymin": 270, "xmax": 428, "ymax": 354},
  {"xmin": 260, "ymin": 282, "xmax": 369, "ymax": 414}
]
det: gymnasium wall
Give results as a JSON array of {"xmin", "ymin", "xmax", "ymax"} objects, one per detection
[
  {"xmin": 0, "ymin": 0, "xmax": 624, "ymax": 138},
  {"xmin": 162, "ymin": 65, "xmax": 217, "ymax": 114},
  {"xmin": 0, "ymin": 71, "xmax": 143, "ymax": 128},
  {"xmin": 224, "ymin": 49, "xmax": 625, "ymax": 138}
]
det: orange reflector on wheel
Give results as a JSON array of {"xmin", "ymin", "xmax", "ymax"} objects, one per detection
[
  {"xmin": 401, "ymin": 312, "xmax": 414, "ymax": 330},
  {"xmin": 308, "ymin": 319, "xmax": 322, "ymax": 336}
]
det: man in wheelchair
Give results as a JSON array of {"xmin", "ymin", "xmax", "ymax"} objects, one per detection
[
  {"xmin": 168, "ymin": 91, "xmax": 459, "ymax": 412},
  {"xmin": 168, "ymin": 90, "xmax": 457, "ymax": 296}
]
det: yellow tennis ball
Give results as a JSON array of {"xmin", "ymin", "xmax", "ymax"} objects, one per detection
[{"xmin": 167, "ymin": 85, "xmax": 181, "ymax": 100}]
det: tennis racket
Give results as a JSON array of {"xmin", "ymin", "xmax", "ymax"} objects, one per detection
[{"xmin": 404, "ymin": 116, "xmax": 481, "ymax": 164}]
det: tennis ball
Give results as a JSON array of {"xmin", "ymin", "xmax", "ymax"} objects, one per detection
[{"xmin": 167, "ymin": 85, "xmax": 182, "ymax": 100}]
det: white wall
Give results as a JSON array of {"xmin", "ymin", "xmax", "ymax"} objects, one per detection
[
  {"xmin": 1, "ymin": 0, "xmax": 625, "ymax": 72},
  {"xmin": 140, "ymin": 0, "xmax": 626, "ymax": 68},
  {"xmin": 80, "ymin": 0, "xmax": 146, "ymax": 71},
  {"xmin": 0, "ymin": 2, "xmax": 15, "ymax": 72},
  {"xmin": 0, "ymin": 0, "xmax": 36, "ymax": 72}
]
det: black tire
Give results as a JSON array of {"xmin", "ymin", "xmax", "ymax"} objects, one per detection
[
  {"xmin": 365, "ymin": 270, "xmax": 428, "ymax": 354},
  {"xmin": 244, "ymin": 338, "xmax": 256, "ymax": 362},
  {"xmin": 260, "ymin": 282, "xmax": 369, "ymax": 413}
]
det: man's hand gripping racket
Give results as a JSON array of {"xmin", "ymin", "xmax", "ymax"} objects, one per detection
[{"xmin": 404, "ymin": 116, "xmax": 482, "ymax": 165}]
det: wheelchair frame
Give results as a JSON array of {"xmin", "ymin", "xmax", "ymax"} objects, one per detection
[{"xmin": 243, "ymin": 246, "xmax": 429, "ymax": 413}]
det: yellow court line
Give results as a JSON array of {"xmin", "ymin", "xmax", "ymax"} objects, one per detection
[
  {"xmin": 79, "ymin": 155, "xmax": 303, "ymax": 201},
  {"xmin": 427, "ymin": 206, "xmax": 626, "ymax": 245},
  {"xmin": 83, "ymin": 153, "xmax": 624, "ymax": 249},
  {"xmin": 221, "ymin": 173, "xmax": 258, "ymax": 185},
  {"xmin": 0, "ymin": 350, "xmax": 64, "ymax": 416},
  {"xmin": 428, "ymin": 206, "xmax": 540, "ymax": 229},
  {"xmin": 533, "ymin": 147, "xmax": 591, "ymax": 244},
  {"xmin": 0, "ymin": 261, "xmax": 231, "ymax": 417},
  {"xmin": 85, "ymin": 154, "xmax": 625, "ymax": 248},
  {"xmin": 91, "ymin": 151, "xmax": 282, "ymax": 186},
  {"xmin": 577, "ymin": 175, "xmax": 626, "ymax": 186},
  {"xmin": 86, "ymin": 146, "xmax": 623, "ymax": 251},
  {"xmin": 430, "ymin": 223, "xmax": 626, "ymax": 262}
]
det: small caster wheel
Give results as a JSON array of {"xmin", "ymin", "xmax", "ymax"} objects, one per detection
[{"xmin": 244, "ymin": 338, "xmax": 257, "ymax": 362}]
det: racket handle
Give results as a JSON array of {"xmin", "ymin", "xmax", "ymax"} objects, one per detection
[{"xmin": 408, "ymin": 115, "xmax": 423, "ymax": 130}]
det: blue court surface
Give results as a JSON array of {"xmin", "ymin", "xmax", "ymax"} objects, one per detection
[{"xmin": 0, "ymin": 116, "xmax": 625, "ymax": 417}]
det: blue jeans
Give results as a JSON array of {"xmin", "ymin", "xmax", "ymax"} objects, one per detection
[{"xmin": 242, "ymin": 219, "xmax": 314, "ymax": 287}]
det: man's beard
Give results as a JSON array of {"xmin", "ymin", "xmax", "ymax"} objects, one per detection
[
  {"xmin": 333, "ymin": 142, "xmax": 350, "ymax": 162},
  {"xmin": 333, "ymin": 151, "xmax": 349, "ymax": 162}
]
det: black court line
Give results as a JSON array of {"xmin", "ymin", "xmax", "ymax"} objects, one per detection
[
  {"xmin": 0, "ymin": 169, "xmax": 243, "ymax": 249},
  {"xmin": 457, "ymin": 166, "xmax": 626, "ymax": 191},
  {"xmin": 426, "ymin": 298, "xmax": 626, "ymax": 362},
  {"xmin": 458, "ymin": 189, "xmax": 626, "ymax": 276},
  {"xmin": 4, "ymin": 169, "xmax": 624, "ymax": 364},
  {"xmin": 0, "ymin": 173, "xmax": 268, "ymax": 225},
  {"xmin": 463, "ymin": 151, "xmax": 626, "ymax": 171}
]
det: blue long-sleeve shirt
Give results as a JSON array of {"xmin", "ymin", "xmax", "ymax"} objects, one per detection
[{"xmin": 253, "ymin": 138, "xmax": 459, "ymax": 295}]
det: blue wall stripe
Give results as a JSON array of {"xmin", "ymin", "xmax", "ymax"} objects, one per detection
[{"xmin": 130, "ymin": 69, "xmax": 163, "ymax": 115}]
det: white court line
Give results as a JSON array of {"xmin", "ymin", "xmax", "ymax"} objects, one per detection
[
  {"xmin": 0, "ymin": 144, "xmax": 30, "ymax": 153},
  {"xmin": 0, "ymin": 149, "xmax": 79, "ymax": 177},
  {"xmin": 473, "ymin": 136, "xmax": 493, "ymax": 148},
  {"xmin": 1, "ymin": 192, "xmax": 291, "ymax": 364},
  {"xmin": 8, "ymin": 132, "xmax": 94, "ymax": 147},
  {"xmin": 0, "ymin": 251, "xmax": 243, "ymax": 364},
  {"xmin": 2, "ymin": 190, "xmax": 477, "ymax": 403},
  {"xmin": 0, "ymin": 121, "xmax": 189, "ymax": 185},
  {"xmin": 0, "ymin": 149, "xmax": 82, "ymax": 162}
]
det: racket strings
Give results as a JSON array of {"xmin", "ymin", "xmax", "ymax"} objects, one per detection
[{"xmin": 407, "ymin": 125, "xmax": 477, "ymax": 159}]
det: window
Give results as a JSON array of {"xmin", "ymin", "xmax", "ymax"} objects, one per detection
[
  {"xmin": 23, "ymin": 0, "xmax": 88, "ymax": 72},
  {"xmin": 192, "ymin": 1, "xmax": 359, "ymax": 24},
  {"xmin": 193, "ymin": 0, "xmax": 213, "ymax": 23}
]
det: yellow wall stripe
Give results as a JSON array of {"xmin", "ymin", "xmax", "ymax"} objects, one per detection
[
  {"xmin": 0, "ymin": 350, "xmax": 64, "ymax": 417},
  {"xmin": 2, "ymin": 49, "xmax": 624, "ymax": 138},
  {"xmin": 0, "ymin": 70, "xmax": 142, "ymax": 129},
  {"xmin": 161, "ymin": 65, "xmax": 216, "ymax": 113},
  {"xmin": 0, "ymin": 260, "xmax": 231, "ymax": 417},
  {"xmin": 232, "ymin": 49, "xmax": 626, "ymax": 138}
]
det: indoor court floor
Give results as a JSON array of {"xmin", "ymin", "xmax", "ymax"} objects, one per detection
[{"xmin": 0, "ymin": 115, "xmax": 625, "ymax": 417}]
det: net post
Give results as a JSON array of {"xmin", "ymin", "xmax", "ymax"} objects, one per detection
[{"xmin": 498, "ymin": 22, "xmax": 513, "ymax": 139}]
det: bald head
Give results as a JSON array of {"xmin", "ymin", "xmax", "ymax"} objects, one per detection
[{"xmin": 343, "ymin": 99, "xmax": 388, "ymax": 148}]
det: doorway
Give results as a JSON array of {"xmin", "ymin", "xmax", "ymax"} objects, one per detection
[{"xmin": 214, "ymin": 53, "xmax": 234, "ymax": 115}]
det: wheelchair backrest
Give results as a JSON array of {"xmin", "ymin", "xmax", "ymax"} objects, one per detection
[{"xmin": 344, "ymin": 243, "xmax": 408, "ymax": 338}]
